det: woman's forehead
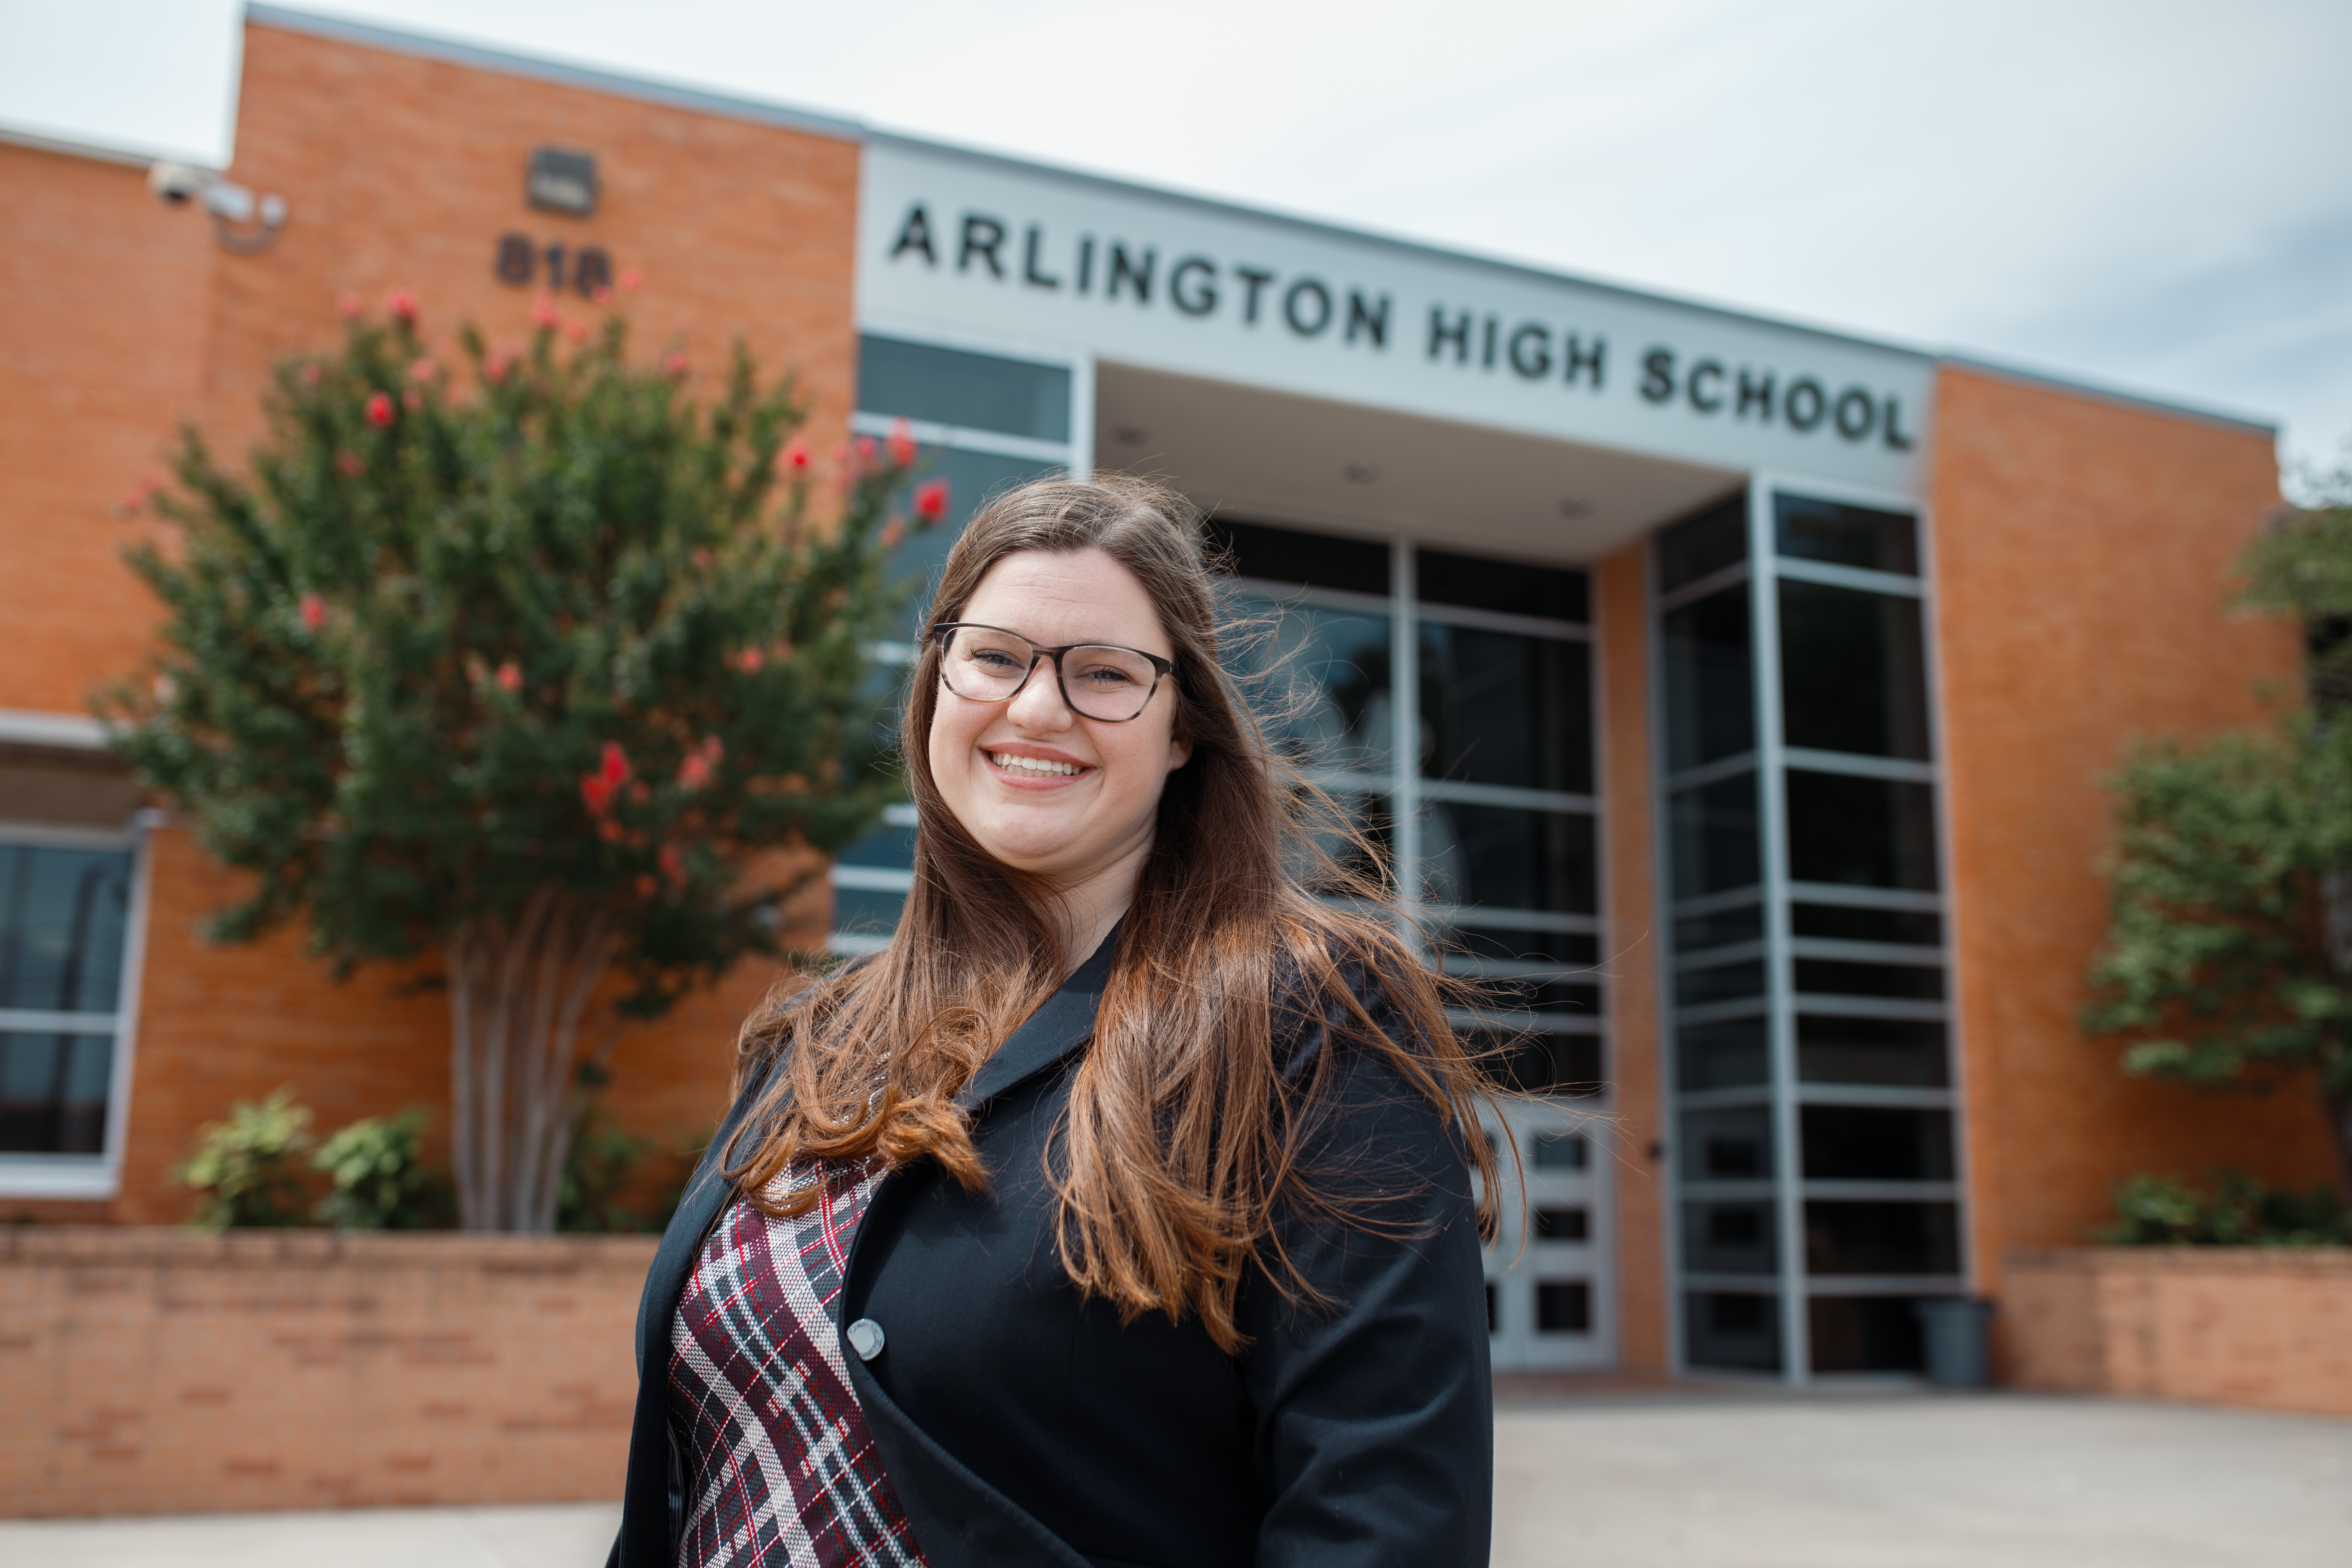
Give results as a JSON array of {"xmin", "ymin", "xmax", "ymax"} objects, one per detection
[{"xmin": 963, "ymin": 547, "xmax": 1169, "ymax": 649}]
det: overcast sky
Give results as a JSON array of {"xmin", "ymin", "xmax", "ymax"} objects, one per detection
[{"xmin": 6, "ymin": 0, "xmax": 2348, "ymax": 487}]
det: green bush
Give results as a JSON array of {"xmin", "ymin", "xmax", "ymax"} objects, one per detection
[
  {"xmin": 313, "ymin": 1107, "xmax": 452, "ymax": 1230},
  {"xmin": 2100, "ymin": 1170, "xmax": 2350, "ymax": 1246},
  {"xmin": 174, "ymin": 1086, "xmax": 316, "ymax": 1228}
]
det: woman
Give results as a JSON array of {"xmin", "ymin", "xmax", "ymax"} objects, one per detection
[{"xmin": 611, "ymin": 475, "xmax": 1501, "ymax": 1568}]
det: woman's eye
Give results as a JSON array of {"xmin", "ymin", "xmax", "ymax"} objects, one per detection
[
  {"xmin": 969, "ymin": 649, "xmax": 1023, "ymax": 671},
  {"xmin": 1077, "ymin": 664, "xmax": 1139, "ymax": 687}
]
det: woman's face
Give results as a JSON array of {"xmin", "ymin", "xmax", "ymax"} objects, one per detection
[{"xmin": 927, "ymin": 546, "xmax": 1192, "ymax": 887}]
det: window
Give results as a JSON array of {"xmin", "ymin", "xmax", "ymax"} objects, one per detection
[{"xmin": 0, "ymin": 833, "xmax": 140, "ymax": 1191}]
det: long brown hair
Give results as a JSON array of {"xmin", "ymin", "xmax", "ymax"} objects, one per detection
[{"xmin": 724, "ymin": 473, "xmax": 1503, "ymax": 1351}]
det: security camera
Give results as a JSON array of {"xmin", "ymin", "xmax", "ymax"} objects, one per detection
[
  {"xmin": 148, "ymin": 161, "xmax": 206, "ymax": 205},
  {"xmin": 146, "ymin": 160, "xmax": 289, "ymax": 255}
]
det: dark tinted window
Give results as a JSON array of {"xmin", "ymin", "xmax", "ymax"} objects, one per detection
[
  {"xmin": 1686, "ymin": 1290, "xmax": 1780, "ymax": 1372},
  {"xmin": 1675, "ymin": 902, "xmax": 1764, "ymax": 953},
  {"xmin": 0, "ymin": 845, "xmax": 132, "ymax": 1014},
  {"xmin": 1441, "ymin": 925, "xmax": 1597, "ymax": 968},
  {"xmin": 1676, "ymin": 960, "xmax": 1767, "ymax": 1008},
  {"xmin": 857, "ymin": 335, "xmax": 1071, "ymax": 442},
  {"xmin": 1531, "ymin": 1132, "xmax": 1588, "ymax": 1170},
  {"xmin": 1436, "ymin": 805, "xmax": 1595, "ymax": 914},
  {"xmin": 1775, "ymin": 494, "xmax": 1918, "ymax": 575},
  {"xmin": 1483, "ymin": 1031, "xmax": 1603, "ymax": 1097},
  {"xmin": 1683, "ymin": 1201, "xmax": 1776, "ymax": 1274},
  {"xmin": 1534, "ymin": 1207, "xmax": 1589, "ymax": 1242},
  {"xmin": 1785, "ymin": 772, "xmax": 1939, "ymax": 890},
  {"xmin": 1680, "ymin": 1105, "xmax": 1771, "ymax": 1182},
  {"xmin": 1419, "ymin": 625, "xmax": 1591, "ymax": 793},
  {"xmin": 1415, "ymin": 548, "xmax": 1588, "ymax": 622},
  {"xmin": 1678, "ymin": 1018, "xmax": 1769, "ymax": 1091},
  {"xmin": 1661, "ymin": 587, "xmax": 1755, "ymax": 773},
  {"xmin": 1801, "ymin": 1106, "xmax": 1955, "ymax": 1181},
  {"xmin": 1805, "ymin": 1200, "xmax": 1960, "ymax": 1275},
  {"xmin": 1, "ymin": 1031, "xmax": 113, "ymax": 1154},
  {"xmin": 1207, "ymin": 518, "xmax": 1389, "ymax": 596},
  {"xmin": 1792, "ymin": 959, "xmax": 1945, "ymax": 1000},
  {"xmin": 1778, "ymin": 581, "xmax": 1931, "ymax": 760},
  {"xmin": 1797, "ymin": 1016, "xmax": 1950, "ymax": 1087},
  {"xmin": 1669, "ymin": 774, "xmax": 1760, "ymax": 899},
  {"xmin": 1809, "ymin": 1296, "xmax": 1927, "ymax": 1373},
  {"xmin": 1658, "ymin": 494, "xmax": 1749, "ymax": 592},
  {"xmin": 1536, "ymin": 1281, "xmax": 1592, "ymax": 1333},
  {"xmin": 1791, "ymin": 903, "xmax": 1942, "ymax": 946}
]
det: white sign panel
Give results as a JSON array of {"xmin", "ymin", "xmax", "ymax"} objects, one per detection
[{"xmin": 858, "ymin": 138, "xmax": 1934, "ymax": 495}]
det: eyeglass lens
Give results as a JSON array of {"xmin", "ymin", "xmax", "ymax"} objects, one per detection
[{"xmin": 939, "ymin": 626, "xmax": 1160, "ymax": 721}]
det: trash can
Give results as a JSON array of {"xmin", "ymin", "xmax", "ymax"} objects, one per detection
[{"xmin": 1913, "ymin": 1297, "xmax": 1995, "ymax": 1388}]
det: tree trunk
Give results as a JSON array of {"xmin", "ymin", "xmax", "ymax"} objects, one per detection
[{"xmin": 445, "ymin": 888, "xmax": 622, "ymax": 1231}]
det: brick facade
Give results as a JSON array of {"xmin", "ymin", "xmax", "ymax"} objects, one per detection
[
  {"xmin": 0, "ymin": 1226, "xmax": 654, "ymax": 1516},
  {"xmin": 0, "ymin": 14, "xmax": 859, "ymax": 1225},
  {"xmin": 1926, "ymin": 366, "xmax": 2339, "ymax": 1307},
  {"xmin": 2004, "ymin": 1246, "xmax": 2352, "ymax": 1417}
]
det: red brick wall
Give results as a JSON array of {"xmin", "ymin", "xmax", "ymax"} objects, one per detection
[
  {"xmin": 0, "ymin": 16, "xmax": 862, "ymax": 1224},
  {"xmin": 2004, "ymin": 1246, "xmax": 2352, "ymax": 1416},
  {"xmin": 0, "ymin": 1226, "xmax": 657, "ymax": 1515},
  {"xmin": 1929, "ymin": 365, "xmax": 2338, "ymax": 1301},
  {"xmin": 1597, "ymin": 543, "xmax": 1668, "ymax": 1374}
]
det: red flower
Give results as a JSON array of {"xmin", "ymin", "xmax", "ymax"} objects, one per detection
[
  {"xmin": 564, "ymin": 318, "xmax": 589, "ymax": 344},
  {"xmin": 701, "ymin": 734, "xmax": 724, "ymax": 763},
  {"xmin": 495, "ymin": 660, "xmax": 523, "ymax": 693},
  {"xmin": 599, "ymin": 819, "xmax": 625, "ymax": 843},
  {"xmin": 618, "ymin": 266, "xmax": 643, "ymax": 292},
  {"xmin": 855, "ymin": 435, "xmax": 877, "ymax": 468},
  {"xmin": 887, "ymin": 417, "xmax": 917, "ymax": 469},
  {"xmin": 782, "ymin": 437, "xmax": 812, "ymax": 473},
  {"xmin": 732, "ymin": 647, "xmax": 765, "ymax": 674},
  {"xmin": 383, "ymin": 287, "xmax": 419, "ymax": 323},
  {"xmin": 591, "ymin": 284, "xmax": 615, "ymax": 306},
  {"xmin": 599, "ymin": 741, "xmax": 631, "ymax": 788},
  {"xmin": 530, "ymin": 291, "xmax": 562, "ymax": 329},
  {"xmin": 335, "ymin": 291, "xmax": 364, "ymax": 320},
  {"xmin": 407, "ymin": 356, "xmax": 438, "ymax": 383},
  {"xmin": 914, "ymin": 477, "xmax": 950, "ymax": 523},
  {"xmin": 676, "ymin": 753, "xmax": 712, "ymax": 792},
  {"xmin": 635, "ymin": 874, "xmax": 658, "ymax": 897},
  {"xmin": 299, "ymin": 593, "xmax": 327, "ymax": 632},
  {"xmin": 659, "ymin": 844, "xmax": 685, "ymax": 883},
  {"xmin": 580, "ymin": 776, "xmax": 614, "ymax": 817},
  {"xmin": 364, "ymin": 391, "xmax": 394, "ymax": 428},
  {"xmin": 335, "ymin": 450, "xmax": 363, "ymax": 478},
  {"xmin": 663, "ymin": 350, "xmax": 689, "ymax": 378},
  {"xmin": 879, "ymin": 516, "xmax": 906, "ymax": 550}
]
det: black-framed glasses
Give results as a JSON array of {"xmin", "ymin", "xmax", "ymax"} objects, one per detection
[{"xmin": 933, "ymin": 622, "xmax": 1177, "ymax": 723}]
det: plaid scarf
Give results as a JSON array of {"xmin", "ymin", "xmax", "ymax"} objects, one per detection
[{"xmin": 667, "ymin": 1157, "xmax": 927, "ymax": 1568}]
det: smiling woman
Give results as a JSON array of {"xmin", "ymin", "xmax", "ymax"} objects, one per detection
[{"xmin": 610, "ymin": 474, "xmax": 1504, "ymax": 1568}]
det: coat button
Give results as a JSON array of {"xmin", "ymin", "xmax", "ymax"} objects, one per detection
[{"xmin": 845, "ymin": 1317, "xmax": 886, "ymax": 1362}]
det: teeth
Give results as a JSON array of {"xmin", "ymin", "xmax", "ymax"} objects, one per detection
[{"xmin": 991, "ymin": 751, "xmax": 1082, "ymax": 776}]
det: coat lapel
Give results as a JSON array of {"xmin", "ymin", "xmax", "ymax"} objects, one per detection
[{"xmin": 954, "ymin": 925, "xmax": 1119, "ymax": 1111}]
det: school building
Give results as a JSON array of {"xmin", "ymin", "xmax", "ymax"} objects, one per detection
[{"xmin": 1, "ymin": 5, "xmax": 2334, "ymax": 1383}]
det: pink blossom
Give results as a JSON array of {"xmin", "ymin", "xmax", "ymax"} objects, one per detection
[
  {"xmin": 879, "ymin": 516, "xmax": 906, "ymax": 550},
  {"xmin": 383, "ymin": 287, "xmax": 419, "ymax": 323},
  {"xmin": 591, "ymin": 285, "xmax": 615, "ymax": 306},
  {"xmin": 782, "ymin": 437, "xmax": 812, "ymax": 473},
  {"xmin": 676, "ymin": 753, "xmax": 712, "ymax": 792},
  {"xmin": 530, "ymin": 291, "xmax": 562, "ymax": 330},
  {"xmin": 335, "ymin": 292, "xmax": 364, "ymax": 320},
  {"xmin": 659, "ymin": 844, "xmax": 685, "ymax": 883},
  {"xmin": 564, "ymin": 318, "xmax": 589, "ymax": 344},
  {"xmin": 855, "ymin": 435, "xmax": 877, "ymax": 468},
  {"xmin": 914, "ymin": 477, "xmax": 950, "ymax": 523},
  {"xmin": 663, "ymin": 350, "xmax": 689, "ymax": 378},
  {"xmin": 364, "ymin": 391, "xmax": 394, "ymax": 428},
  {"xmin": 495, "ymin": 660, "xmax": 523, "ymax": 693},
  {"xmin": 407, "ymin": 356, "xmax": 438, "ymax": 383},
  {"xmin": 618, "ymin": 266, "xmax": 643, "ymax": 292},
  {"xmin": 887, "ymin": 418, "xmax": 917, "ymax": 468},
  {"xmin": 299, "ymin": 594, "xmax": 327, "ymax": 632},
  {"xmin": 732, "ymin": 647, "xmax": 765, "ymax": 674}
]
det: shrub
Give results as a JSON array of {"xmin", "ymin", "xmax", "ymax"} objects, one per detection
[
  {"xmin": 2100, "ymin": 1170, "xmax": 2350, "ymax": 1246},
  {"xmin": 174, "ymin": 1086, "xmax": 316, "ymax": 1228},
  {"xmin": 313, "ymin": 1107, "xmax": 452, "ymax": 1230}
]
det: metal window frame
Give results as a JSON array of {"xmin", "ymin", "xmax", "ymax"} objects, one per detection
[{"xmin": 0, "ymin": 815, "xmax": 154, "ymax": 1199}]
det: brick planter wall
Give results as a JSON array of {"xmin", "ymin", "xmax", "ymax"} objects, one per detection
[
  {"xmin": 2004, "ymin": 1247, "xmax": 2352, "ymax": 1418},
  {"xmin": 0, "ymin": 1226, "xmax": 658, "ymax": 1518}
]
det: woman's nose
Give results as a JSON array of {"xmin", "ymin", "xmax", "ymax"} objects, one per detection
[{"xmin": 1006, "ymin": 658, "xmax": 1075, "ymax": 730}]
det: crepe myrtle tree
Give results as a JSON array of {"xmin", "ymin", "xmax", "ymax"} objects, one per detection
[
  {"xmin": 101, "ymin": 287, "xmax": 950, "ymax": 1231},
  {"xmin": 2084, "ymin": 461, "xmax": 2352, "ymax": 1205}
]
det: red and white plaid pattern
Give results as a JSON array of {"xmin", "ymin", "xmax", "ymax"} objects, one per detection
[{"xmin": 667, "ymin": 1157, "xmax": 927, "ymax": 1568}]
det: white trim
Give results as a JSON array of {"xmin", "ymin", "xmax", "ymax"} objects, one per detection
[
  {"xmin": 831, "ymin": 864, "xmax": 915, "ymax": 893},
  {"xmin": 848, "ymin": 412, "xmax": 1071, "ymax": 467},
  {"xmin": 1772, "ymin": 557, "xmax": 1925, "ymax": 599},
  {"xmin": 0, "ymin": 1155, "xmax": 115, "ymax": 1199},
  {"xmin": 0, "ymin": 709, "xmax": 108, "ymax": 751},
  {"xmin": 0, "ymin": 1009, "xmax": 119, "ymax": 1035}
]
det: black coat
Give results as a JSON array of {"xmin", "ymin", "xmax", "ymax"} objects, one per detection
[{"xmin": 610, "ymin": 933, "xmax": 1492, "ymax": 1568}]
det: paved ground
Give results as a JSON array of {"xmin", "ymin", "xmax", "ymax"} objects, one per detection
[{"xmin": 5, "ymin": 1390, "xmax": 2348, "ymax": 1566}]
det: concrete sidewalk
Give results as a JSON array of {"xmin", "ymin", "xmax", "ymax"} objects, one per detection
[{"xmin": 5, "ymin": 1390, "xmax": 2348, "ymax": 1566}]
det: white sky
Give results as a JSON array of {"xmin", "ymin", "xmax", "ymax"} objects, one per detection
[{"xmin": 7, "ymin": 0, "xmax": 2348, "ymax": 485}]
